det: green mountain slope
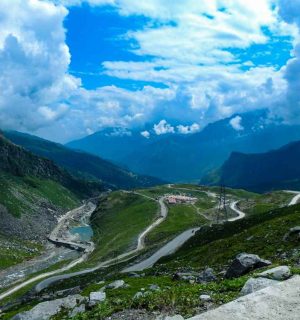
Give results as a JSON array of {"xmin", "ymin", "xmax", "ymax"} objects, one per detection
[
  {"xmin": 67, "ymin": 110, "xmax": 300, "ymax": 182},
  {"xmin": 0, "ymin": 134, "xmax": 101, "ymax": 241},
  {"xmin": 158, "ymin": 203, "xmax": 300, "ymax": 271},
  {"xmin": 4, "ymin": 131, "xmax": 164, "ymax": 189},
  {"xmin": 203, "ymin": 140, "xmax": 300, "ymax": 192}
]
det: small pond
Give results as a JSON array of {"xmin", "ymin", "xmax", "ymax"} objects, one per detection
[{"xmin": 70, "ymin": 226, "xmax": 93, "ymax": 241}]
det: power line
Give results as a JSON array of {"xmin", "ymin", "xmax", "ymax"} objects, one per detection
[{"xmin": 217, "ymin": 184, "xmax": 228, "ymax": 223}]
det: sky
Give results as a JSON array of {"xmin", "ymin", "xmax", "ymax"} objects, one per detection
[{"xmin": 0, "ymin": 0, "xmax": 300, "ymax": 142}]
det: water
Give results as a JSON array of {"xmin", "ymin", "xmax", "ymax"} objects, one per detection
[{"xmin": 70, "ymin": 226, "xmax": 93, "ymax": 241}]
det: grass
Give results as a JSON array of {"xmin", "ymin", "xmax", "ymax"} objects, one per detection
[
  {"xmin": 87, "ymin": 191, "xmax": 158, "ymax": 264},
  {"xmin": 0, "ymin": 172, "xmax": 80, "ymax": 218},
  {"xmin": 239, "ymin": 191, "xmax": 294, "ymax": 215},
  {"xmin": 0, "ymin": 235, "xmax": 42, "ymax": 270},
  {"xmin": 50, "ymin": 274, "xmax": 248, "ymax": 320},
  {"xmin": 157, "ymin": 203, "xmax": 300, "ymax": 271},
  {"xmin": 146, "ymin": 204, "xmax": 207, "ymax": 245}
]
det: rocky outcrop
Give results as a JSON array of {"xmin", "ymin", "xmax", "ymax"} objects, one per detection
[
  {"xmin": 225, "ymin": 253, "xmax": 271, "ymax": 278},
  {"xmin": 12, "ymin": 294, "xmax": 85, "ymax": 320},
  {"xmin": 197, "ymin": 268, "xmax": 216, "ymax": 283},
  {"xmin": 187, "ymin": 276, "xmax": 300, "ymax": 320},
  {"xmin": 283, "ymin": 227, "xmax": 300, "ymax": 241},
  {"xmin": 240, "ymin": 277, "xmax": 279, "ymax": 296},
  {"xmin": 258, "ymin": 266, "xmax": 291, "ymax": 281},
  {"xmin": 106, "ymin": 280, "xmax": 126, "ymax": 290},
  {"xmin": 89, "ymin": 291, "xmax": 106, "ymax": 307}
]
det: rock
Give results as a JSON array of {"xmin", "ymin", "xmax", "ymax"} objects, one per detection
[
  {"xmin": 69, "ymin": 304, "xmax": 85, "ymax": 318},
  {"xmin": 197, "ymin": 268, "xmax": 216, "ymax": 283},
  {"xmin": 89, "ymin": 291, "xmax": 106, "ymax": 306},
  {"xmin": 127, "ymin": 272, "xmax": 141, "ymax": 278},
  {"xmin": 240, "ymin": 277, "xmax": 279, "ymax": 296},
  {"xmin": 133, "ymin": 291, "xmax": 144, "ymax": 299},
  {"xmin": 283, "ymin": 227, "xmax": 300, "ymax": 241},
  {"xmin": 163, "ymin": 316, "xmax": 184, "ymax": 320},
  {"xmin": 12, "ymin": 294, "xmax": 84, "ymax": 320},
  {"xmin": 173, "ymin": 272, "xmax": 198, "ymax": 282},
  {"xmin": 200, "ymin": 294, "xmax": 212, "ymax": 302},
  {"xmin": 106, "ymin": 280, "xmax": 125, "ymax": 289},
  {"xmin": 149, "ymin": 284, "xmax": 160, "ymax": 291},
  {"xmin": 258, "ymin": 266, "xmax": 291, "ymax": 281},
  {"xmin": 225, "ymin": 253, "xmax": 272, "ymax": 278}
]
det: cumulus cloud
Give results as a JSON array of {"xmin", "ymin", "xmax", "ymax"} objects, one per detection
[
  {"xmin": 229, "ymin": 116, "xmax": 244, "ymax": 131},
  {"xmin": 141, "ymin": 130, "xmax": 150, "ymax": 139},
  {"xmin": 276, "ymin": 0, "xmax": 300, "ymax": 123},
  {"xmin": 177, "ymin": 123, "xmax": 200, "ymax": 134},
  {"xmin": 1, "ymin": 0, "xmax": 300, "ymax": 142},
  {"xmin": 0, "ymin": 0, "xmax": 79, "ymax": 133},
  {"xmin": 153, "ymin": 120, "xmax": 175, "ymax": 135}
]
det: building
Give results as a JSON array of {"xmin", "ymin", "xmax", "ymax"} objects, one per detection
[{"xmin": 165, "ymin": 194, "xmax": 197, "ymax": 205}]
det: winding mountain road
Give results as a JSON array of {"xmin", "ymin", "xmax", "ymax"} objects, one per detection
[
  {"xmin": 3, "ymin": 188, "xmax": 297, "ymax": 301},
  {"xmin": 286, "ymin": 190, "xmax": 300, "ymax": 206},
  {"xmin": 34, "ymin": 195, "xmax": 168, "ymax": 292},
  {"xmin": 0, "ymin": 203, "xmax": 96, "ymax": 301},
  {"xmin": 122, "ymin": 227, "xmax": 201, "ymax": 272},
  {"xmin": 0, "ymin": 195, "xmax": 169, "ymax": 299},
  {"xmin": 228, "ymin": 201, "xmax": 246, "ymax": 221}
]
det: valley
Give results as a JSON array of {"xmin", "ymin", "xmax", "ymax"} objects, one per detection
[{"xmin": 1, "ymin": 183, "xmax": 300, "ymax": 319}]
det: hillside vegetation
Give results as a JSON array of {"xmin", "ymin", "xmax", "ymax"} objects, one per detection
[
  {"xmin": 4, "ymin": 131, "xmax": 163, "ymax": 190},
  {"xmin": 27, "ymin": 186, "xmax": 300, "ymax": 320},
  {"xmin": 203, "ymin": 140, "xmax": 300, "ymax": 192},
  {"xmin": 67, "ymin": 110, "xmax": 300, "ymax": 182},
  {"xmin": 0, "ymin": 134, "xmax": 102, "ymax": 245},
  {"xmin": 87, "ymin": 192, "xmax": 158, "ymax": 264}
]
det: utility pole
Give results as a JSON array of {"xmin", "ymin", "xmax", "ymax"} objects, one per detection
[{"xmin": 217, "ymin": 184, "xmax": 228, "ymax": 223}]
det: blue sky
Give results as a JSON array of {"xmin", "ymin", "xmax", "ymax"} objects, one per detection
[
  {"xmin": 66, "ymin": 5, "xmax": 293, "ymax": 89},
  {"xmin": 66, "ymin": 4, "xmax": 163, "ymax": 90},
  {"xmin": 0, "ymin": 0, "xmax": 300, "ymax": 142}
]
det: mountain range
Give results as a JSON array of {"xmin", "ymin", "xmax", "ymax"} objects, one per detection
[
  {"xmin": 4, "ymin": 131, "xmax": 163, "ymax": 190},
  {"xmin": 67, "ymin": 110, "xmax": 300, "ymax": 182},
  {"xmin": 203, "ymin": 140, "xmax": 300, "ymax": 192},
  {"xmin": 0, "ymin": 131, "xmax": 162, "ymax": 241}
]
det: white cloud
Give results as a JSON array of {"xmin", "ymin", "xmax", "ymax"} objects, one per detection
[
  {"xmin": 141, "ymin": 130, "xmax": 150, "ymax": 139},
  {"xmin": 177, "ymin": 123, "xmax": 200, "ymax": 134},
  {"xmin": 229, "ymin": 116, "xmax": 244, "ymax": 131},
  {"xmin": 153, "ymin": 120, "xmax": 175, "ymax": 135},
  {"xmin": 0, "ymin": 0, "xmax": 80, "ymax": 133},
  {"xmin": 1, "ymin": 0, "xmax": 300, "ymax": 142}
]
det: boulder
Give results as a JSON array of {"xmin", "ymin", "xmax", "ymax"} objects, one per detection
[
  {"xmin": 197, "ymin": 268, "xmax": 216, "ymax": 283},
  {"xmin": 199, "ymin": 294, "xmax": 212, "ymax": 302},
  {"xmin": 258, "ymin": 266, "xmax": 291, "ymax": 281},
  {"xmin": 240, "ymin": 277, "xmax": 279, "ymax": 296},
  {"xmin": 173, "ymin": 272, "xmax": 198, "ymax": 282},
  {"xmin": 163, "ymin": 316, "xmax": 184, "ymax": 320},
  {"xmin": 12, "ymin": 294, "xmax": 84, "ymax": 320},
  {"xmin": 225, "ymin": 253, "xmax": 272, "ymax": 278},
  {"xmin": 69, "ymin": 304, "xmax": 85, "ymax": 318},
  {"xmin": 89, "ymin": 291, "xmax": 106, "ymax": 306},
  {"xmin": 149, "ymin": 284, "xmax": 161, "ymax": 291},
  {"xmin": 106, "ymin": 280, "xmax": 125, "ymax": 289},
  {"xmin": 283, "ymin": 227, "xmax": 300, "ymax": 241},
  {"xmin": 133, "ymin": 291, "xmax": 144, "ymax": 299},
  {"xmin": 127, "ymin": 272, "xmax": 141, "ymax": 278}
]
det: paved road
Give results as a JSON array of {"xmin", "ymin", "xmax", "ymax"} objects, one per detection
[
  {"xmin": 188, "ymin": 276, "xmax": 300, "ymax": 320},
  {"xmin": 0, "ymin": 203, "xmax": 96, "ymax": 301},
  {"xmin": 285, "ymin": 190, "xmax": 300, "ymax": 206},
  {"xmin": 123, "ymin": 227, "xmax": 200, "ymax": 272},
  {"xmin": 29, "ymin": 196, "xmax": 168, "ymax": 293},
  {"xmin": 228, "ymin": 201, "xmax": 246, "ymax": 221}
]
